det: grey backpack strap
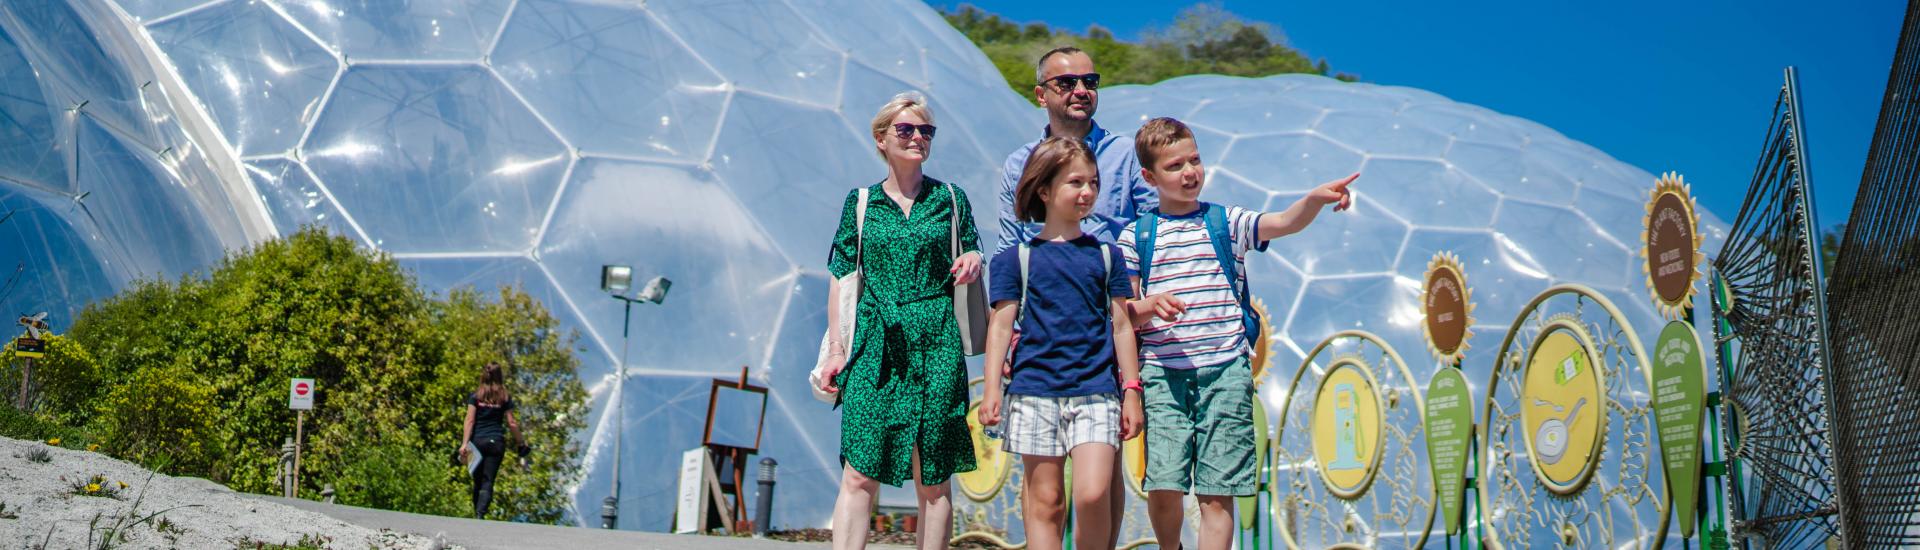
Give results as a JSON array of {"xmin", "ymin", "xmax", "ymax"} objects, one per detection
[{"xmin": 1017, "ymin": 243, "xmax": 1031, "ymax": 326}]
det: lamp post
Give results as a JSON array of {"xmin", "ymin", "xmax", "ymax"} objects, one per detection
[{"xmin": 599, "ymin": 266, "xmax": 671, "ymax": 530}]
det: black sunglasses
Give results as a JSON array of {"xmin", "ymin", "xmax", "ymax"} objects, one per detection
[
  {"xmin": 892, "ymin": 123, "xmax": 936, "ymax": 140},
  {"xmin": 1041, "ymin": 72, "xmax": 1101, "ymax": 92}
]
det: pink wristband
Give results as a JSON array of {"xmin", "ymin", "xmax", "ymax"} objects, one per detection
[{"xmin": 1121, "ymin": 378, "xmax": 1144, "ymax": 394}]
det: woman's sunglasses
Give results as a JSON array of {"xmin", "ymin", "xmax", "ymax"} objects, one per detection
[
  {"xmin": 892, "ymin": 123, "xmax": 937, "ymax": 140},
  {"xmin": 1042, "ymin": 72, "xmax": 1101, "ymax": 92}
]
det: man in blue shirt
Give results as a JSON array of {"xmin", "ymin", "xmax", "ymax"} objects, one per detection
[
  {"xmin": 996, "ymin": 46, "xmax": 1158, "ymax": 255},
  {"xmin": 995, "ymin": 45, "xmax": 1158, "ymax": 545}
]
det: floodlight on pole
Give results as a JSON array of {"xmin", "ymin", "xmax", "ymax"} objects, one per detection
[{"xmin": 599, "ymin": 268, "xmax": 669, "ymax": 529}]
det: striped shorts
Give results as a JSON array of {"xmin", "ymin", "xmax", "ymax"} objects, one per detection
[{"xmin": 1001, "ymin": 393, "xmax": 1121, "ymax": 457}]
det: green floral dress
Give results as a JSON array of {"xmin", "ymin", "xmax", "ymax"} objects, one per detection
[{"xmin": 828, "ymin": 177, "xmax": 980, "ymax": 487}]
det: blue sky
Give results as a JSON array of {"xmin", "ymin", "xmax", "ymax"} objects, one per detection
[{"xmin": 931, "ymin": 0, "xmax": 1901, "ymax": 232}]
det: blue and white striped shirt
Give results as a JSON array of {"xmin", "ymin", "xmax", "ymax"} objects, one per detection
[{"xmin": 1118, "ymin": 205, "xmax": 1267, "ymax": 369}]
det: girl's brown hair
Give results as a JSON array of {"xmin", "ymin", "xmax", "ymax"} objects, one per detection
[
  {"xmin": 475, "ymin": 362, "xmax": 509, "ymax": 406},
  {"xmin": 1013, "ymin": 136, "xmax": 1099, "ymax": 223}
]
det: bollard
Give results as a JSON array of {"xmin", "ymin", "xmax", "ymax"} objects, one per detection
[
  {"xmin": 279, "ymin": 438, "xmax": 296, "ymax": 497},
  {"xmin": 754, "ymin": 458, "xmax": 778, "ymax": 537},
  {"xmin": 321, "ymin": 484, "xmax": 336, "ymax": 504},
  {"xmin": 601, "ymin": 496, "xmax": 618, "ymax": 529}
]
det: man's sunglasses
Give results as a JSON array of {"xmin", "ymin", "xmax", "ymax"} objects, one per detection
[
  {"xmin": 892, "ymin": 123, "xmax": 937, "ymax": 140},
  {"xmin": 1041, "ymin": 72, "xmax": 1101, "ymax": 92}
]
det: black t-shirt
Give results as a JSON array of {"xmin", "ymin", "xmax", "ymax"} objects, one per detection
[{"xmin": 467, "ymin": 393, "xmax": 515, "ymax": 441}]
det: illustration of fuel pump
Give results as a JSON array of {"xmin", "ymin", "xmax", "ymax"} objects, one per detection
[{"xmin": 1329, "ymin": 383, "xmax": 1366, "ymax": 470}]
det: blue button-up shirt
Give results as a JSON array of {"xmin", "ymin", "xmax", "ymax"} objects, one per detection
[{"xmin": 995, "ymin": 120, "xmax": 1159, "ymax": 255}]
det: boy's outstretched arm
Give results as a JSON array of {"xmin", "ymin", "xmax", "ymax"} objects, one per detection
[{"xmin": 1257, "ymin": 172, "xmax": 1358, "ymax": 242}]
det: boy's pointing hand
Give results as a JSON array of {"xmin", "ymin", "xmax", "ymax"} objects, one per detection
[{"xmin": 1312, "ymin": 172, "xmax": 1358, "ymax": 212}]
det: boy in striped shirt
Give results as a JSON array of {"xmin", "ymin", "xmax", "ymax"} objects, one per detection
[{"xmin": 1120, "ymin": 117, "xmax": 1356, "ymax": 550}]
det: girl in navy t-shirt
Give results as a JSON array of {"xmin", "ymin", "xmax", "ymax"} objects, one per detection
[{"xmin": 980, "ymin": 136, "xmax": 1145, "ymax": 550}]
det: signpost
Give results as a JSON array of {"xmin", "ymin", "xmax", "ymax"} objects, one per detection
[
  {"xmin": 288, "ymin": 378, "xmax": 314, "ymax": 498},
  {"xmin": 13, "ymin": 313, "xmax": 47, "ymax": 411},
  {"xmin": 12, "ymin": 337, "xmax": 35, "ymax": 410},
  {"xmin": 1422, "ymin": 252, "xmax": 1478, "ymax": 545}
]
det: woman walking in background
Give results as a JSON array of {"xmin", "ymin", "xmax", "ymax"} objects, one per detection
[{"xmin": 459, "ymin": 362, "xmax": 524, "ymax": 519}]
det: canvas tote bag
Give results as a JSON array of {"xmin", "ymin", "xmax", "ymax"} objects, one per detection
[{"xmin": 810, "ymin": 188, "xmax": 868, "ymax": 403}]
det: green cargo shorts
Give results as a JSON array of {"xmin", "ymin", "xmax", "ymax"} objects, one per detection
[{"xmin": 1141, "ymin": 355, "xmax": 1257, "ymax": 496}]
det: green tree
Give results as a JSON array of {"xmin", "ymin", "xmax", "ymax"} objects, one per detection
[
  {"xmin": 65, "ymin": 226, "xmax": 588, "ymax": 523},
  {"xmin": 942, "ymin": 2, "xmax": 1355, "ymax": 106},
  {"xmin": 0, "ymin": 335, "xmax": 102, "ymax": 425},
  {"xmin": 91, "ymin": 363, "xmax": 217, "ymax": 472}
]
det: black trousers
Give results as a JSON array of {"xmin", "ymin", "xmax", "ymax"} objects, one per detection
[{"xmin": 471, "ymin": 435, "xmax": 506, "ymax": 518}]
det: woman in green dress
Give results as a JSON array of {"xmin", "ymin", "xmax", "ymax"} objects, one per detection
[{"xmin": 818, "ymin": 92, "xmax": 983, "ymax": 550}]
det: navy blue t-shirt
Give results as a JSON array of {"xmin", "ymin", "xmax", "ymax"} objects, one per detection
[{"xmin": 989, "ymin": 235, "xmax": 1135, "ymax": 397}]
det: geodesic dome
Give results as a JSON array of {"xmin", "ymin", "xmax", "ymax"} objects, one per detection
[
  {"xmin": 0, "ymin": 0, "xmax": 1726, "ymax": 536},
  {"xmin": 25, "ymin": 0, "xmax": 1034, "ymax": 530}
]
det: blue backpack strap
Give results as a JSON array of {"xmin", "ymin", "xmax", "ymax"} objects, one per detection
[
  {"xmin": 1134, "ymin": 210, "xmax": 1161, "ymax": 292},
  {"xmin": 1202, "ymin": 203, "xmax": 1260, "ymax": 340}
]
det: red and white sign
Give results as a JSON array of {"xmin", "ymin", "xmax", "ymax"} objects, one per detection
[{"xmin": 289, "ymin": 378, "xmax": 315, "ymax": 410}]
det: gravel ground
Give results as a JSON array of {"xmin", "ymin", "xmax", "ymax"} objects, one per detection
[{"xmin": 0, "ymin": 435, "xmax": 434, "ymax": 550}]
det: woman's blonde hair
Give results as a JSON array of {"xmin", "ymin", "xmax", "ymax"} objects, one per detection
[{"xmin": 870, "ymin": 91, "xmax": 935, "ymax": 158}]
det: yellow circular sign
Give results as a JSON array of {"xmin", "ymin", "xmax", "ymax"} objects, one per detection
[
  {"xmin": 956, "ymin": 397, "xmax": 1013, "ymax": 502},
  {"xmin": 1311, "ymin": 358, "xmax": 1385, "ymax": 499},
  {"xmin": 1520, "ymin": 319, "xmax": 1606, "ymax": 495}
]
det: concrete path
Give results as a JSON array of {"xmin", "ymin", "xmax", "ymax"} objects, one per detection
[{"xmin": 254, "ymin": 495, "xmax": 904, "ymax": 550}]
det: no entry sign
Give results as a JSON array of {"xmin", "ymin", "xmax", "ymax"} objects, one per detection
[{"xmin": 289, "ymin": 378, "xmax": 314, "ymax": 410}]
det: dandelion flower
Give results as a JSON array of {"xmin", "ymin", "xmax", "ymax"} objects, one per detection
[
  {"xmin": 117, "ymin": 481, "xmax": 128, "ymax": 490},
  {"xmin": 85, "ymin": 483, "xmax": 100, "ymax": 493},
  {"xmin": 87, "ymin": 444, "xmax": 98, "ymax": 452},
  {"xmin": 46, "ymin": 438, "xmax": 60, "ymax": 446}
]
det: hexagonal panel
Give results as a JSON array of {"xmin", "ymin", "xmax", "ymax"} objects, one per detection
[
  {"xmin": 709, "ymin": 91, "xmax": 878, "ymax": 266},
  {"xmin": 276, "ymin": 0, "xmax": 511, "ymax": 61},
  {"xmin": 1283, "ymin": 274, "xmax": 1421, "ymax": 354},
  {"xmin": 0, "ymin": 23, "xmax": 67, "ymax": 190},
  {"xmin": 491, "ymin": 0, "xmax": 726, "ymax": 162},
  {"xmin": 1494, "ymin": 199, "xmax": 1633, "ymax": 286},
  {"xmin": 1356, "ymin": 157, "xmax": 1498, "ymax": 229},
  {"xmin": 1401, "ymin": 102, "xmax": 1529, "ymax": 146},
  {"xmin": 1263, "ymin": 189, "xmax": 1410, "ymax": 276},
  {"xmin": 7, "ymin": 1, "xmax": 154, "ymax": 146},
  {"xmin": 536, "ymin": 157, "xmax": 793, "ymax": 376},
  {"xmin": 147, "ymin": 0, "xmax": 338, "ymax": 157},
  {"xmin": 113, "ymin": 0, "xmax": 212, "ymax": 22},
  {"xmin": 0, "ymin": 187, "xmax": 116, "ymax": 322},
  {"xmin": 243, "ymin": 157, "xmax": 359, "ymax": 241},
  {"xmin": 1285, "ymin": 84, "xmax": 1409, "ymax": 114},
  {"xmin": 73, "ymin": 114, "xmax": 225, "ymax": 279},
  {"xmin": 1187, "ymin": 96, "xmax": 1322, "ymax": 136},
  {"xmin": 1221, "ymin": 132, "xmax": 1364, "ymax": 193},
  {"xmin": 303, "ymin": 65, "xmax": 568, "ymax": 253},
  {"xmin": 645, "ymin": 0, "xmax": 844, "ymax": 106},
  {"xmin": 1202, "ymin": 168, "xmax": 1274, "ymax": 212},
  {"xmin": 1316, "ymin": 110, "xmax": 1450, "ymax": 157},
  {"xmin": 1446, "ymin": 140, "xmax": 1579, "ymax": 206},
  {"xmin": 790, "ymin": 0, "xmax": 926, "ymax": 85}
]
